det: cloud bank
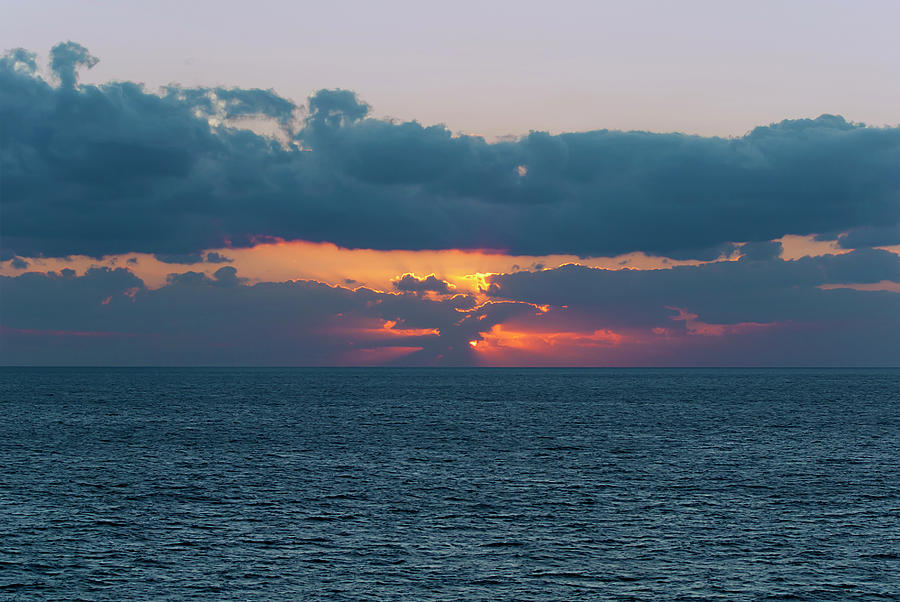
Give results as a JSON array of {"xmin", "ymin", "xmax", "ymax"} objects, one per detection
[
  {"xmin": 3, "ymin": 248, "xmax": 898, "ymax": 366},
  {"xmin": 2, "ymin": 43, "xmax": 899, "ymax": 366},
  {"xmin": 0, "ymin": 266, "xmax": 536, "ymax": 365},
  {"xmin": 392, "ymin": 273, "xmax": 454, "ymax": 294},
  {"xmin": 2, "ymin": 43, "xmax": 899, "ymax": 261}
]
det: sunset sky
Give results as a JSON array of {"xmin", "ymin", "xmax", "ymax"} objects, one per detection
[{"xmin": 2, "ymin": 0, "xmax": 899, "ymax": 365}]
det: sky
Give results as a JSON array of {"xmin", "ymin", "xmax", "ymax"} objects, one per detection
[{"xmin": 1, "ymin": 1, "xmax": 899, "ymax": 366}]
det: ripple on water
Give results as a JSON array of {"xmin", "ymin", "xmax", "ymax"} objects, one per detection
[{"xmin": 0, "ymin": 367, "xmax": 898, "ymax": 600}]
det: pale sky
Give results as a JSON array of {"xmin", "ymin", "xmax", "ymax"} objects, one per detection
[{"xmin": 3, "ymin": 0, "xmax": 899, "ymax": 139}]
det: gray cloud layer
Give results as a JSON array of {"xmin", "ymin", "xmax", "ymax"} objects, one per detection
[
  {"xmin": 487, "ymin": 248, "xmax": 900, "ymax": 324},
  {"xmin": 3, "ymin": 44, "xmax": 900, "ymax": 261},
  {"xmin": 2, "ymin": 249, "xmax": 898, "ymax": 366},
  {"xmin": 0, "ymin": 266, "xmax": 535, "ymax": 365},
  {"xmin": 481, "ymin": 249, "xmax": 900, "ymax": 365}
]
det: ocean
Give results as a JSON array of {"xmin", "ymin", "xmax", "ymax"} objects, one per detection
[{"xmin": 1, "ymin": 368, "xmax": 898, "ymax": 600}]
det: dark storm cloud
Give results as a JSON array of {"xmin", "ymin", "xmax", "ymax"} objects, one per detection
[
  {"xmin": 740, "ymin": 240, "xmax": 783, "ymax": 261},
  {"xmin": 163, "ymin": 266, "xmax": 244, "ymax": 287},
  {"xmin": 0, "ymin": 267, "xmax": 539, "ymax": 365},
  {"xmin": 836, "ymin": 224, "xmax": 900, "ymax": 249},
  {"xmin": 475, "ymin": 250, "xmax": 900, "ymax": 365},
  {"xmin": 154, "ymin": 253, "xmax": 206, "ymax": 264},
  {"xmin": 204, "ymin": 252, "xmax": 233, "ymax": 264},
  {"xmin": 2, "ymin": 251, "xmax": 898, "ymax": 365},
  {"xmin": 392, "ymin": 273, "xmax": 454, "ymax": 294},
  {"xmin": 3, "ymin": 43, "xmax": 900, "ymax": 261},
  {"xmin": 1, "ymin": 267, "xmax": 145, "ymax": 333},
  {"xmin": 152, "ymin": 251, "xmax": 234, "ymax": 264},
  {"xmin": 486, "ymin": 249, "xmax": 900, "ymax": 329}
]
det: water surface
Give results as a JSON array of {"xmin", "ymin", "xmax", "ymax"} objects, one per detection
[{"xmin": 1, "ymin": 368, "xmax": 898, "ymax": 599}]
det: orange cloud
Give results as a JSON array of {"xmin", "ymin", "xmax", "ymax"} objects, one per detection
[
  {"xmin": 368, "ymin": 320, "xmax": 441, "ymax": 338},
  {"xmin": 469, "ymin": 323, "xmax": 630, "ymax": 364}
]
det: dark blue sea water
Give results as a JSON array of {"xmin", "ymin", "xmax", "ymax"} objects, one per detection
[{"xmin": 1, "ymin": 368, "xmax": 898, "ymax": 600}]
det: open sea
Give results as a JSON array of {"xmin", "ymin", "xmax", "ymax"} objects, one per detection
[{"xmin": 1, "ymin": 367, "xmax": 898, "ymax": 600}]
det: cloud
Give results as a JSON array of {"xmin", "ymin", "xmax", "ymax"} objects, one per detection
[
  {"xmin": 1, "ymin": 48, "xmax": 37, "ymax": 73},
  {"xmin": 210, "ymin": 266, "xmax": 242, "ymax": 286},
  {"xmin": 486, "ymin": 248, "xmax": 900, "ymax": 328},
  {"xmin": 1, "ymin": 267, "xmax": 145, "ymax": 334},
  {"xmin": 9, "ymin": 256, "xmax": 28, "ymax": 269},
  {"xmin": 50, "ymin": 41, "xmax": 98, "ymax": 88},
  {"xmin": 392, "ymin": 273, "xmax": 453, "ymax": 294},
  {"xmin": 164, "ymin": 265, "xmax": 246, "ymax": 287},
  {"xmin": 164, "ymin": 84, "xmax": 297, "ymax": 128},
  {"xmin": 471, "ymin": 249, "xmax": 900, "ymax": 365},
  {"xmin": 740, "ymin": 240, "xmax": 783, "ymax": 261},
  {"xmin": 2, "ymin": 246, "xmax": 898, "ymax": 365},
  {"xmin": 0, "ymin": 266, "xmax": 539, "ymax": 365},
  {"xmin": 304, "ymin": 88, "xmax": 369, "ymax": 128},
  {"xmin": 154, "ymin": 253, "xmax": 206, "ymax": 264},
  {"xmin": 153, "ymin": 251, "xmax": 234, "ymax": 264},
  {"xmin": 836, "ymin": 224, "xmax": 900, "ymax": 249},
  {"xmin": 204, "ymin": 252, "xmax": 233, "ymax": 264},
  {"xmin": 3, "ymin": 43, "xmax": 900, "ymax": 261}
]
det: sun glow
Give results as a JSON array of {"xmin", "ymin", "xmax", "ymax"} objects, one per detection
[
  {"xmin": 472, "ymin": 324, "xmax": 627, "ymax": 353},
  {"xmin": 1, "ymin": 238, "xmax": 736, "ymax": 292}
]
